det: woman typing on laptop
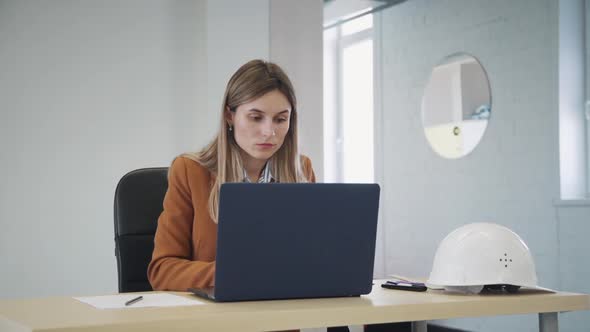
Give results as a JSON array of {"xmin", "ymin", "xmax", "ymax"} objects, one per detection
[
  {"xmin": 147, "ymin": 59, "xmax": 316, "ymax": 292},
  {"xmin": 149, "ymin": 59, "xmax": 357, "ymax": 332}
]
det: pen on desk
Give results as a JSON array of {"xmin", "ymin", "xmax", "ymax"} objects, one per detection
[{"xmin": 125, "ymin": 295, "xmax": 143, "ymax": 306}]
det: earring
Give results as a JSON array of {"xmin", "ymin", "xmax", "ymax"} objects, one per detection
[{"xmin": 229, "ymin": 125, "xmax": 233, "ymax": 132}]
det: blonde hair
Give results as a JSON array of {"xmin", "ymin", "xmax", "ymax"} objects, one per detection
[{"xmin": 183, "ymin": 59, "xmax": 307, "ymax": 223}]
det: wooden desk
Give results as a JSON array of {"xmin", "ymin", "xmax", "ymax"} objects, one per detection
[{"xmin": 1, "ymin": 280, "xmax": 588, "ymax": 332}]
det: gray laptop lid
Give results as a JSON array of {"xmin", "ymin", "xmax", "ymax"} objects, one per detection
[{"xmin": 211, "ymin": 183, "xmax": 380, "ymax": 302}]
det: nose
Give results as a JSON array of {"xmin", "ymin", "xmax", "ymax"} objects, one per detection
[{"xmin": 261, "ymin": 120, "xmax": 275, "ymax": 137}]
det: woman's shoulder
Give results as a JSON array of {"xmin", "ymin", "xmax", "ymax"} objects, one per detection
[
  {"xmin": 298, "ymin": 154, "xmax": 316, "ymax": 182},
  {"xmin": 299, "ymin": 154, "xmax": 313, "ymax": 168},
  {"xmin": 168, "ymin": 153, "xmax": 213, "ymax": 182}
]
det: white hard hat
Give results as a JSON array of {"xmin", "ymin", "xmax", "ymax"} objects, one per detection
[{"xmin": 427, "ymin": 222, "xmax": 538, "ymax": 293}]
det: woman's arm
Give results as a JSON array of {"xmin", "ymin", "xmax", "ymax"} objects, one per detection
[{"xmin": 147, "ymin": 157, "xmax": 215, "ymax": 291}]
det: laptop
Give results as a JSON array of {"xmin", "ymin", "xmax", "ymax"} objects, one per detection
[{"xmin": 188, "ymin": 183, "xmax": 380, "ymax": 302}]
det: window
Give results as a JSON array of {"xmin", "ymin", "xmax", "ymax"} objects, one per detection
[
  {"xmin": 559, "ymin": 0, "xmax": 589, "ymax": 199},
  {"xmin": 324, "ymin": 14, "xmax": 374, "ymax": 183}
]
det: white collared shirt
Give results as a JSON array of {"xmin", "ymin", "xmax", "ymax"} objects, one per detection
[{"xmin": 242, "ymin": 161, "xmax": 274, "ymax": 183}]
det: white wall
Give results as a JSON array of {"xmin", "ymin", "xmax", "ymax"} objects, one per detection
[
  {"xmin": 0, "ymin": 0, "xmax": 322, "ymax": 300},
  {"xmin": 0, "ymin": 0, "xmax": 205, "ymax": 298},
  {"xmin": 205, "ymin": 0, "xmax": 270, "ymax": 143},
  {"xmin": 377, "ymin": 0, "xmax": 574, "ymax": 331},
  {"xmin": 270, "ymin": 0, "xmax": 324, "ymax": 179}
]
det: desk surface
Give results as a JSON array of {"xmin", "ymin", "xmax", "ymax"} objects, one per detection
[{"xmin": 1, "ymin": 280, "xmax": 589, "ymax": 332}]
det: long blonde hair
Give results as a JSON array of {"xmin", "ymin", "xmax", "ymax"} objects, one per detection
[{"xmin": 184, "ymin": 59, "xmax": 307, "ymax": 223}]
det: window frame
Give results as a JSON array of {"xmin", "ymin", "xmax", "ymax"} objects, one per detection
[{"xmin": 324, "ymin": 16, "xmax": 375, "ymax": 183}]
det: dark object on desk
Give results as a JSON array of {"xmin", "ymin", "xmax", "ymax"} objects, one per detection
[
  {"xmin": 483, "ymin": 284, "xmax": 521, "ymax": 293},
  {"xmin": 114, "ymin": 167, "xmax": 168, "ymax": 293},
  {"xmin": 328, "ymin": 327, "xmax": 350, "ymax": 332},
  {"xmin": 125, "ymin": 295, "xmax": 143, "ymax": 306},
  {"xmin": 364, "ymin": 323, "xmax": 472, "ymax": 332},
  {"xmin": 189, "ymin": 183, "xmax": 380, "ymax": 302},
  {"xmin": 381, "ymin": 280, "xmax": 427, "ymax": 292}
]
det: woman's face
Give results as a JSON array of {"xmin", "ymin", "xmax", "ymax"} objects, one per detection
[{"xmin": 227, "ymin": 89, "xmax": 292, "ymax": 163}]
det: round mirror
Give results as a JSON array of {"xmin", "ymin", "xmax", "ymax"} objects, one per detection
[{"xmin": 421, "ymin": 53, "xmax": 491, "ymax": 159}]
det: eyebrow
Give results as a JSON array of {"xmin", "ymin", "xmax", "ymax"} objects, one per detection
[{"xmin": 247, "ymin": 109, "xmax": 290, "ymax": 116}]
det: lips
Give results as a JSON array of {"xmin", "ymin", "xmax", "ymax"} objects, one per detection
[{"xmin": 256, "ymin": 143, "xmax": 275, "ymax": 148}]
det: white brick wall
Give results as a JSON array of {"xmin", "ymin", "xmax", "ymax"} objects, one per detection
[{"xmin": 374, "ymin": 0, "xmax": 589, "ymax": 331}]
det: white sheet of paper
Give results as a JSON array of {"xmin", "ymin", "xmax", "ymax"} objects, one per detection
[{"xmin": 74, "ymin": 293, "xmax": 206, "ymax": 309}]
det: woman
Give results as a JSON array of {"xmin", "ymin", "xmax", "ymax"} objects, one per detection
[{"xmin": 147, "ymin": 59, "xmax": 316, "ymax": 291}]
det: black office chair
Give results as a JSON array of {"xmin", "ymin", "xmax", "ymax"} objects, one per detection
[{"xmin": 113, "ymin": 167, "xmax": 168, "ymax": 293}]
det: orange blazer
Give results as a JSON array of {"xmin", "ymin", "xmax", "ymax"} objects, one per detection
[{"xmin": 148, "ymin": 155, "xmax": 316, "ymax": 291}]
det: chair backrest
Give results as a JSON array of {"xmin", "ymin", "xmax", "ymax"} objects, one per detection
[{"xmin": 114, "ymin": 167, "xmax": 168, "ymax": 293}]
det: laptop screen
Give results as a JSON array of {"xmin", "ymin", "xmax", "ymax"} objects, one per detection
[{"xmin": 213, "ymin": 183, "xmax": 380, "ymax": 302}]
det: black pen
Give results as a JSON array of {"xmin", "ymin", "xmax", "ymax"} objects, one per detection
[{"xmin": 125, "ymin": 295, "xmax": 143, "ymax": 306}]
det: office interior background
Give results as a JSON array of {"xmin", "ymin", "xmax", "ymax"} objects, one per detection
[{"xmin": 0, "ymin": 0, "xmax": 589, "ymax": 331}]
